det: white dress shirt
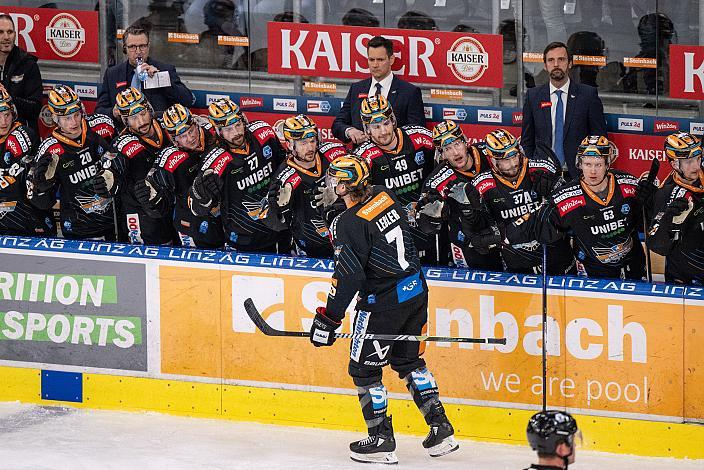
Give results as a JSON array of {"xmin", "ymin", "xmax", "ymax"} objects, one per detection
[
  {"xmin": 368, "ymin": 73, "xmax": 394, "ymax": 99},
  {"xmin": 549, "ymin": 78, "xmax": 570, "ymax": 148}
]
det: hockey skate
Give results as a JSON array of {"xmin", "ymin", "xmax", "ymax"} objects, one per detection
[
  {"xmin": 349, "ymin": 415, "xmax": 398, "ymax": 465},
  {"xmin": 422, "ymin": 403, "xmax": 459, "ymax": 457}
]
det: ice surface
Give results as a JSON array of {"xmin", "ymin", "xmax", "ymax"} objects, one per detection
[{"xmin": 0, "ymin": 402, "xmax": 700, "ymax": 470}]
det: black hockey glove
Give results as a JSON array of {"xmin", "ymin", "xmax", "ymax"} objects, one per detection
[
  {"xmin": 416, "ymin": 194, "xmax": 444, "ymax": 235},
  {"xmin": 309, "ymin": 307, "xmax": 340, "ymax": 347},
  {"xmin": 191, "ymin": 170, "xmax": 220, "ymax": 204},
  {"xmin": 469, "ymin": 226, "xmax": 502, "ymax": 254},
  {"xmin": 93, "ymin": 169, "xmax": 117, "ymax": 198},
  {"xmin": 133, "ymin": 179, "xmax": 162, "ymax": 209},
  {"xmin": 32, "ymin": 154, "xmax": 58, "ymax": 193},
  {"xmin": 664, "ymin": 197, "xmax": 692, "ymax": 225},
  {"xmin": 634, "ymin": 179, "xmax": 657, "ymax": 207},
  {"xmin": 268, "ymin": 180, "xmax": 293, "ymax": 211},
  {"xmin": 530, "ymin": 170, "xmax": 559, "ymax": 199},
  {"xmin": 447, "ymin": 180, "xmax": 481, "ymax": 209}
]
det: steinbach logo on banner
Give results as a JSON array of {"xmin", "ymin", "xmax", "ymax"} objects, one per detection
[
  {"xmin": 670, "ymin": 44, "xmax": 704, "ymax": 100},
  {"xmin": 267, "ymin": 22, "xmax": 503, "ymax": 88},
  {"xmin": 0, "ymin": 7, "xmax": 98, "ymax": 62}
]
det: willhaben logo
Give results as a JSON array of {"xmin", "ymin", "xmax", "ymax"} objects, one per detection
[
  {"xmin": 240, "ymin": 96, "xmax": 264, "ymax": 108},
  {"xmin": 617, "ymin": 118, "xmax": 643, "ymax": 132},
  {"xmin": 654, "ymin": 120, "xmax": 679, "ymax": 133},
  {"xmin": 46, "ymin": 13, "xmax": 85, "ymax": 58},
  {"xmin": 512, "ymin": 112, "xmax": 523, "ymax": 125},
  {"xmin": 447, "ymin": 36, "xmax": 489, "ymax": 84}
]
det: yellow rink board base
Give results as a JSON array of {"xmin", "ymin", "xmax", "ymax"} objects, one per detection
[{"xmin": 1, "ymin": 366, "xmax": 702, "ymax": 460}]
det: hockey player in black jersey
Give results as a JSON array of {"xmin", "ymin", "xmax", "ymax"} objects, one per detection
[
  {"xmin": 474, "ymin": 129, "xmax": 573, "ymax": 274},
  {"xmin": 94, "ymin": 87, "xmax": 176, "ymax": 245},
  {"xmin": 648, "ymin": 132, "xmax": 704, "ymax": 284},
  {"xmin": 309, "ymin": 155, "xmax": 458, "ymax": 464},
  {"xmin": 29, "ymin": 85, "xmax": 116, "ymax": 240},
  {"xmin": 264, "ymin": 114, "xmax": 345, "ymax": 257},
  {"xmin": 522, "ymin": 136, "xmax": 656, "ymax": 279},
  {"xmin": 0, "ymin": 89, "xmax": 54, "ymax": 236},
  {"xmin": 525, "ymin": 410, "xmax": 580, "ymax": 470},
  {"xmin": 353, "ymin": 95, "xmax": 436, "ymax": 262},
  {"xmin": 415, "ymin": 120, "xmax": 502, "ymax": 270},
  {"xmin": 188, "ymin": 98, "xmax": 287, "ymax": 252},
  {"xmin": 137, "ymin": 103, "xmax": 224, "ymax": 248}
]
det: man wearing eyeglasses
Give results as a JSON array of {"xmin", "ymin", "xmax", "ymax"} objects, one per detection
[{"xmin": 96, "ymin": 25, "xmax": 193, "ymax": 128}]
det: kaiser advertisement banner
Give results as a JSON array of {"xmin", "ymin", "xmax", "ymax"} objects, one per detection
[
  {"xmin": 0, "ymin": 252, "xmax": 147, "ymax": 370},
  {"xmin": 0, "ymin": 7, "xmax": 99, "ymax": 62},
  {"xmin": 669, "ymin": 44, "xmax": 704, "ymax": 100},
  {"xmin": 267, "ymin": 22, "xmax": 503, "ymax": 88}
]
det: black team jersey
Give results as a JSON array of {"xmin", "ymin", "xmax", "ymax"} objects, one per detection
[
  {"xmin": 0, "ymin": 122, "xmax": 54, "ymax": 236},
  {"xmin": 30, "ymin": 114, "xmax": 116, "ymax": 239},
  {"xmin": 189, "ymin": 120, "xmax": 285, "ymax": 251},
  {"xmin": 472, "ymin": 157, "xmax": 573, "ymax": 274},
  {"xmin": 324, "ymin": 186, "xmax": 427, "ymax": 322},
  {"xmin": 648, "ymin": 171, "xmax": 704, "ymax": 284},
  {"xmin": 530, "ymin": 170, "xmax": 646, "ymax": 279},
  {"xmin": 353, "ymin": 126, "xmax": 435, "ymax": 258},
  {"xmin": 111, "ymin": 119, "xmax": 174, "ymax": 244},
  {"xmin": 149, "ymin": 122, "xmax": 224, "ymax": 248},
  {"xmin": 420, "ymin": 147, "xmax": 502, "ymax": 271},
  {"xmin": 266, "ymin": 141, "xmax": 346, "ymax": 258}
]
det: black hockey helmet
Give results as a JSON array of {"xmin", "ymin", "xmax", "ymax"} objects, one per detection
[{"xmin": 526, "ymin": 410, "xmax": 579, "ymax": 456}]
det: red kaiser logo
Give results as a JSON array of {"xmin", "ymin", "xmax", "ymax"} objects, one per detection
[
  {"xmin": 46, "ymin": 13, "xmax": 86, "ymax": 58},
  {"xmin": 267, "ymin": 23, "xmax": 503, "ymax": 88},
  {"xmin": 654, "ymin": 120, "xmax": 679, "ymax": 133},
  {"xmin": 447, "ymin": 36, "xmax": 489, "ymax": 84},
  {"xmin": 240, "ymin": 97, "xmax": 264, "ymax": 109}
]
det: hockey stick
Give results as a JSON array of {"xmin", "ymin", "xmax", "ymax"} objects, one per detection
[
  {"xmin": 642, "ymin": 156, "xmax": 661, "ymax": 283},
  {"xmin": 243, "ymin": 298, "xmax": 507, "ymax": 345},
  {"xmin": 541, "ymin": 243, "xmax": 548, "ymax": 411}
]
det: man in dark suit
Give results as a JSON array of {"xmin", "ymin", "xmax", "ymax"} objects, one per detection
[
  {"xmin": 521, "ymin": 41, "xmax": 606, "ymax": 179},
  {"xmin": 332, "ymin": 35, "xmax": 425, "ymax": 145},
  {"xmin": 96, "ymin": 25, "xmax": 193, "ymax": 127}
]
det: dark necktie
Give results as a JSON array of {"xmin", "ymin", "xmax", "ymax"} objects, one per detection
[
  {"xmin": 553, "ymin": 89, "xmax": 565, "ymax": 167},
  {"xmin": 375, "ymin": 83, "xmax": 382, "ymax": 97}
]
